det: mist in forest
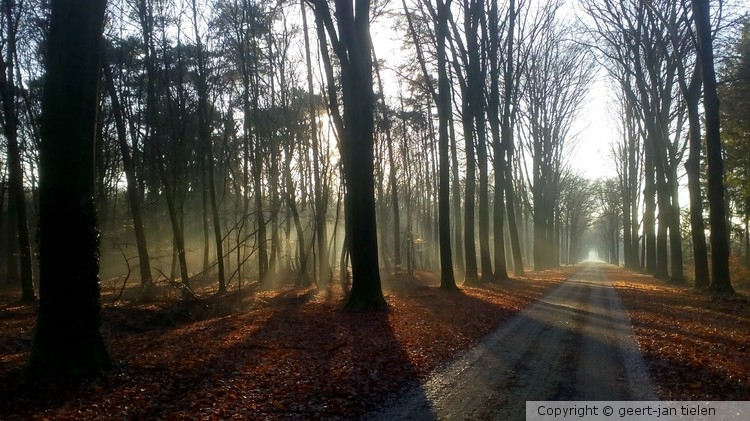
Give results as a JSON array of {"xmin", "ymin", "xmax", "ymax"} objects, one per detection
[{"xmin": 1, "ymin": 0, "xmax": 747, "ymax": 300}]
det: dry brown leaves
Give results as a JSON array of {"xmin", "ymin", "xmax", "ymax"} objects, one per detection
[
  {"xmin": 611, "ymin": 268, "xmax": 750, "ymax": 400},
  {"xmin": 0, "ymin": 270, "xmax": 564, "ymax": 420}
]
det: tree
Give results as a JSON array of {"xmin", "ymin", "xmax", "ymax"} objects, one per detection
[
  {"xmin": 308, "ymin": 0, "xmax": 386, "ymax": 310},
  {"xmin": 719, "ymin": 16, "xmax": 750, "ymax": 266},
  {"xmin": 487, "ymin": 0, "xmax": 509, "ymax": 280},
  {"xmin": 400, "ymin": 0, "xmax": 456, "ymax": 289},
  {"xmin": 584, "ymin": 0, "xmax": 688, "ymax": 282},
  {"xmin": 102, "ymin": 48, "xmax": 155, "ymax": 295},
  {"xmin": 610, "ymin": 84, "xmax": 642, "ymax": 270},
  {"xmin": 372, "ymin": 50, "xmax": 403, "ymax": 273},
  {"xmin": 0, "ymin": 0, "xmax": 35, "ymax": 302},
  {"xmin": 657, "ymin": 1, "xmax": 710, "ymax": 287},
  {"xmin": 693, "ymin": 0, "xmax": 734, "ymax": 294},
  {"xmin": 443, "ymin": 0, "xmax": 480, "ymax": 285},
  {"xmin": 463, "ymin": 0, "xmax": 493, "ymax": 282},
  {"xmin": 519, "ymin": 4, "xmax": 595, "ymax": 270},
  {"xmin": 190, "ymin": 0, "xmax": 225, "ymax": 292},
  {"xmin": 26, "ymin": 0, "xmax": 111, "ymax": 377},
  {"xmin": 301, "ymin": 0, "xmax": 331, "ymax": 285},
  {"xmin": 558, "ymin": 172, "xmax": 595, "ymax": 264},
  {"xmin": 595, "ymin": 178, "xmax": 622, "ymax": 264},
  {"xmin": 501, "ymin": 0, "xmax": 525, "ymax": 277},
  {"xmin": 435, "ymin": 0, "xmax": 457, "ymax": 289}
]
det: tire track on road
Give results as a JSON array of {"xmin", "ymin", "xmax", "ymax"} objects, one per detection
[{"xmin": 371, "ymin": 262, "xmax": 656, "ymax": 420}]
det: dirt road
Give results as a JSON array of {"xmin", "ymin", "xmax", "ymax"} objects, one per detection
[{"xmin": 372, "ymin": 262, "xmax": 657, "ymax": 420}]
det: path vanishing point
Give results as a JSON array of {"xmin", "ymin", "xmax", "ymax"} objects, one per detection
[{"xmin": 372, "ymin": 262, "xmax": 657, "ymax": 420}]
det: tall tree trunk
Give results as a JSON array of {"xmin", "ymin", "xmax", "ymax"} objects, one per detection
[
  {"xmin": 201, "ymin": 154, "xmax": 210, "ymax": 280},
  {"xmin": 191, "ymin": 0, "xmax": 225, "ymax": 291},
  {"xmin": 0, "ymin": 0, "xmax": 34, "ymax": 302},
  {"xmin": 692, "ymin": 0, "xmax": 733, "ymax": 294},
  {"xmin": 137, "ymin": 0, "xmax": 160, "ymax": 208},
  {"xmin": 313, "ymin": 4, "xmax": 347, "ymax": 282},
  {"xmin": 667, "ymin": 165, "xmax": 685, "ymax": 284},
  {"xmin": 627, "ymin": 101, "xmax": 640, "ymax": 269},
  {"xmin": 5, "ymin": 190, "xmax": 18, "ymax": 285},
  {"xmin": 284, "ymin": 144, "xmax": 309, "ymax": 285},
  {"xmin": 654, "ymin": 154, "xmax": 670, "ymax": 280},
  {"xmin": 251, "ymin": 68, "xmax": 268, "ymax": 286},
  {"xmin": 162, "ymin": 176, "xmax": 190, "ymax": 287},
  {"xmin": 501, "ymin": 0, "xmax": 524, "ymax": 276},
  {"xmin": 401, "ymin": 0, "xmax": 460, "ymax": 280},
  {"xmin": 666, "ymin": 11, "xmax": 710, "ymax": 289},
  {"xmin": 461, "ymin": 98, "xmax": 479, "ymax": 285},
  {"xmin": 267, "ymin": 34, "xmax": 281, "ymax": 277},
  {"xmin": 449, "ymin": 113, "xmax": 465, "ymax": 276},
  {"xmin": 620, "ymin": 128, "xmax": 633, "ymax": 269},
  {"xmin": 643, "ymin": 142, "xmax": 657, "ymax": 274},
  {"xmin": 683, "ymin": 64, "xmax": 710, "ymax": 289},
  {"xmin": 532, "ymin": 155, "xmax": 546, "ymax": 270},
  {"xmin": 372, "ymin": 48, "xmax": 402, "ymax": 271},
  {"xmin": 102, "ymin": 58, "xmax": 154, "ymax": 293},
  {"xmin": 301, "ymin": 0, "xmax": 330, "ymax": 284},
  {"xmin": 488, "ymin": 0, "xmax": 509, "ymax": 281},
  {"xmin": 474, "ymin": 99, "xmax": 492, "ymax": 279},
  {"xmin": 27, "ymin": 0, "xmax": 111, "ymax": 377},
  {"xmin": 466, "ymin": 0, "xmax": 492, "ymax": 281},
  {"xmin": 436, "ymin": 0, "xmax": 457, "ymax": 290},
  {"xmin": 454, "ymin": 0, "xmax": 480, "ymax": 286},
  {"xmin": 308, "ymin": 0, "xmax": 386, "ymax": 309}
]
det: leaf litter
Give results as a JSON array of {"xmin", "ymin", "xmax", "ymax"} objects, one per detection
[
  {"xmin": 0, "ymin": 270, "xmax": 563, "ymax": 420},
  {"xmin": 6, "ymin": 264, "xmax": 745, "ymax": 418},
  {"xmin": 610, "ymin": 267, "xmax": 750, "ymax": 400}
]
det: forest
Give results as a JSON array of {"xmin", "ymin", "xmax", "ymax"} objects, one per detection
[{"xmin": 1, "ymin": 0, "xmax": 750, "ymax": 417}]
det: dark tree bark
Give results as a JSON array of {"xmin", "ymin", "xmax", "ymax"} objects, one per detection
[
  {"xmin": 692, "ymin": 0, "xmax": 734, "ymax": 294},
  {"xmin": 301, "ymin": 0, "xmax": 330, "ymax": 285},
  {"xmin": 488, "ymin": 0, "xmax": 509, "ymax": 281},
  {"xmin": 372, "ymin": 48, "xmax": 402, "ymax": 271},
  {"xmin": 136, "ymin": 0, "xmax": 160, "ymax": 207},
  {"xmin": 449, "ymin": 111, "xmax": 465, "ymax": 276},
  {"xmin": 251, "ymin": 67, "xmax": 269, "ymax": 287},
  {"xmin": 617, "ymin": 119, "xmax": 634, "ymax": 269},
  {"xmin": 102, "ymin": 56, "xmax": 154, "ymax": 294},
  {"xmin": 191, "ymin": 0, "xmax": 226, "ymax": 292},
  {"xmin": 614, "ymin": 87, "xmax": 640, "ymax": 271},
  {"xmin": 625, "ymin": 93, "xmax": 641, "ymax": 270},
  {"xmin": 0, "ymin": 0, "xmax": 34, "ymax": 302},
  {"xmin": 308, "ymin": 0, "xmax": 386, "ymax": 310},
  {"xmin": 502, "ymin": 0, "xmax": 524, "ymax": 277},
  {"xmin": 436, "ymin": 0, "xmax": 457, "ymax": 290},
  {"xmin": 654, "ymin": 148, "xmax": 671, "ymax": 280},
  {"xmin": 460, "ymin": 95, "xmax": 479, "ymax": 284},
  {"xmin": 683, "ymin": 63, "xmax": 710, "ymax": 289},
  {"xmin": 643, "ymin": 137, "xmax": 657, "ymax": 274},
  {"xmin": 283, "ymin": 141, "xmax": 310, "ymax": 285},
  {"xmin": 667, "ymin": 164, "xmax": 685, "ymax": 284},
  {"xmin": 401, "ymin": 0, "xmax": 456, "ymax": 289},
  {"xmin": 445, "ymin": 0, "xmax": 479, "ymax": 285},
  {"xmin": 466, "ymin": 0, "xmax": 493, "ymax": 281},
  {"xmin": 26, "ymin": 0, "xmax": 111, "ymax": 377}
]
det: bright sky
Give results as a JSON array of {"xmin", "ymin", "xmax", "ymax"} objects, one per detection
[
  {"xmin": 369, "ymin": 6, "xmax": 620, "ymax": 183},
  {"xmin": 570, "ymin": 73, "xmax": 619, "ymax": 181}
]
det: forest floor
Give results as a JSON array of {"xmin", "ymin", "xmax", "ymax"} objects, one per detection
[
  {"xmin": 612, "ymin": 268, "xmax": 750, "ymax": 400},
  {"xmin": 0, "ymin": 263, "xmax": 749, "ymax": 419}
]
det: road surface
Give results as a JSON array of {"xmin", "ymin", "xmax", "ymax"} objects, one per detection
[{"xmin": 372, "ymin": 262, "xmax": 657, "ymax": 420}]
